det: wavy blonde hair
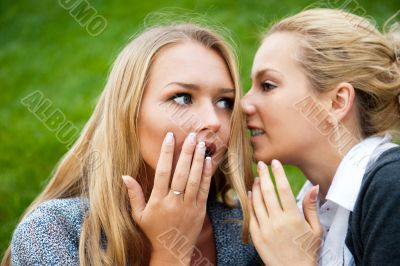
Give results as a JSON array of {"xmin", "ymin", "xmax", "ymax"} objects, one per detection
[
  {"xmin": 266, "ymin": 8, "xmax": 400, "ymax": 137},
  {"xmin": 2, "ymin": 23, "xmax": 252, "ymax": 266}
]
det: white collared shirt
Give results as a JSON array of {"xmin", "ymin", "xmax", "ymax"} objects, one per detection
[{"xmin": 296, "ymin": 134, "xmax": 398, "ymax": 266}]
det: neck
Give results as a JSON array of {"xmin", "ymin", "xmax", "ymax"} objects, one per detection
[{"xmin": 295, "ymin": 139, "xmax": 359, "ymax": 202}]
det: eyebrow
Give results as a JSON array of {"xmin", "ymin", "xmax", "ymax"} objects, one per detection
[
  {"xmin": 164, "ymin": 82, "xmax": 235, "ymax": 94},
  {"xmin": 251, "ymin": 67, "xmax": 283, "ymax": 81}
]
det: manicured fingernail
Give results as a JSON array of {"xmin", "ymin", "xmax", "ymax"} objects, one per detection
[
  {"xmin": 257, "ymin": 161, "xmax": 266, "ymax": 170},
  {"xmin": 247, "ymin": 191, "xmax": 252, "ymax": 199},
  {"xmin": 205, "ymin": 156, "xmax": 212, "ymax": 168},
  {"xmin": 271, "ymin": 159, "xmax": 280, "ymax": 169},
  {"xmin": 122, "ymin": 175, "xmax": 130, "ymax": 185},
  {"xmin": 254, "ymin": 177, "xmax": 260, "ymax": 184},
  {"xmin": 165, "ymin": 132, "xmax": 174, "ymax": 144},
  {"xmin": 188, "ymin": 132, "xmax": 196, "ymax": 144},
  {"xmin": 198, "ymin": 141, "xmax": 205, "ymax": 150},
  {"xmin": 311, "ymin": 185, "xmax": 319, "ymax": 202}
]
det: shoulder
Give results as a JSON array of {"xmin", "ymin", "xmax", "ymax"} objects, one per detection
[
  {"xmin": 352, "ymin": 146, "xmax": 400, "ymax": 225},
  {"xmin": 347, "ymin": 148, "xmax": 400, "ymax": 264},
  {"xmin": 11, "ymin": 197, "xmax": 87, "ymax": 265},
  {"xmin": 362, "ymin": 146, "xmax": 400, "ymax": 195}
]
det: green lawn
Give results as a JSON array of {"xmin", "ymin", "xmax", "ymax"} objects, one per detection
[{"xmin": 1, "ymin": 0, "xmax": 398, "ymax": 255}]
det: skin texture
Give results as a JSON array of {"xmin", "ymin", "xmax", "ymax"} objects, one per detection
[
  {"xmin": 124, "ymin": 41, "xmax": 236, "ymax": 265},
  {"xmin": 242, "ymin": 32, "xmax": 361, "ymax": 265},
  {"xmin": 242, "ymin": 32, "xmax": 359, "ymax": 199},
  {"xmin": 138, "ymin": 41, "xmax": 235, "ymax": 182}
]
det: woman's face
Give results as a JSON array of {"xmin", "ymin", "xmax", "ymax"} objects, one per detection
[
  {"xmin": 242, "ymin": 32, "xmax": 324, "ymax": 164},
  {"xmin": 138, "ymin": 41, "xmax": 235, "ymax": 177}
]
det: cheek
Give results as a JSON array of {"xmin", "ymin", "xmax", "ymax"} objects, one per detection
[
  {"xmin": 138, "ymin": 123, "xmax": 162, "ymax": 170},
  {"xmin": 139, "ymin": 112, "xmax": 189, "ymax": 172}
]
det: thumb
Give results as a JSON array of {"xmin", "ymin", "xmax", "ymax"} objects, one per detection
[
  {"xmin": 302, "ymin": 185, "xmax": 321, "ymax": 234},
  {"xmin": 122, "ymin": 175, "xmax": 146, "ymax": 223}
]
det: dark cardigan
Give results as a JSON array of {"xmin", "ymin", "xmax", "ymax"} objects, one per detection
[{"xmin": 346, "ymin": 146, "xmax": 400, "ymax": 265}]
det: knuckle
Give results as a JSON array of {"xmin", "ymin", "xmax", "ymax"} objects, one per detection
[
  {"xmin": 127, "ymin": 191, "xmax": 137, "ymax": 202},
  {"xmin": 193, "ymin": 153, "xmax": 205, "ymax": 164},
  {"xmin": 198, "ymin": 186, "xmax": 209, "ymax": 195},
  {"xmin": 162, "ymin": 144, "xmax": 174, "ymax": 154},
  {"xmin": 182, "ymin": 146, "xmax": 194, "ymax": 156},
  {"xmin": 271, "ymin": 219, "xmax": 286, "ymax": 232},
  {"xmin": 279, "ymin": 185, "xmax": 291, "ymax": 195},
  {"xmin": 173, "ymin": 172, "xmax": 186, "ymax": 182},
  {"xmin": 261, "ymin": 186, "xmax": 273, "ymax": 195},
  {"xmin": 156, "ymin": 168, "xmax": 170, "ymax": 178},
  {"xmin": 315, "ymin": 227, "xmax": 323, "ymax": 238},
  {"xmin": 186, "ymin": 180, "xmax": 200, "ymax": 189}
]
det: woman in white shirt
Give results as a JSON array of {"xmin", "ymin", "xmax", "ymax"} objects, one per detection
[{"xmin": 242, "ymin": 8, "xmax": 400, "ymax": 266}]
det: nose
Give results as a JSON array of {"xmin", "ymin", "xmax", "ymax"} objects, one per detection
[
  {"xmin": 241, "ymin": 91, "xmax": 256, "ymax": 115},
  {"xmin": 199, "ymin": 104, "xmax": 221, "ymax": 133}
]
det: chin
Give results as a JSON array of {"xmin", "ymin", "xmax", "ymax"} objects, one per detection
[{"xmin": 252, "ymin": 149, "xmax": 275, "ymax": 164}]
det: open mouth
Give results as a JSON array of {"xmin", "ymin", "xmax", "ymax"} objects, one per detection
[
  {"xmin": 204, "ymin": 142, "xmax": 216, "ymax": 158},
  {"xmin": 249, "ymin": 128, "xmax": 265, "ymax": 137}
]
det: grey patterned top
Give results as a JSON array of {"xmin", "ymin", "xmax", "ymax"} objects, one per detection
[{"xmin": 11, "ymin": 197, "xmax": 262, "ymax": 265}]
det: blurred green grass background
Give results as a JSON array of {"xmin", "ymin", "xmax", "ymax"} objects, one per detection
[{"xmin": 1, "ymin": 0, "xmax": 398, "ymax": 255}]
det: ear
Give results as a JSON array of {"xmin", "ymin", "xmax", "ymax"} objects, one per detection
[{"xmin": 327, "ymin": 82, "xmax": 356, "ymax": 122}]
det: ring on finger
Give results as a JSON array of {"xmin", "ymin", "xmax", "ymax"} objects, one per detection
[{"xmin": 171, "ymin": 189, "xmax": 184, "ymax": 196}]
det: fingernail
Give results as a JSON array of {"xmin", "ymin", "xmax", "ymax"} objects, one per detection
[
  {"xmin": 188, "ymin": 132, "xmax": 196, "ymax": 144},
  {"xmin": 271, "ymin": 159, "xmax": 280, "ymax": 169},
  {"xmin": 165, "ymin": 132, "xmax": 174, "ymax": 144},
  {"xmin": 205, "ymin": 156, "xmax": 212, "ymax": 168},
  {"xmin": 257, "ymin": 161, "xmax": 266, "ymax": 170},
  {"xmin": 247, "ymin": 191, "xmax": 252, "ymax": 199},
  {"xmin": 311, "ymin": 185, "xmax": 319, "ymax": 202},
  {"xmin": 254, "ymin": 177, "xmax": 260, "ymax": 184},
  {"xmin": 122, "ymin": 175, "xmax": 130, "ymax": 185},
  {"xmin": 198, "ymin": 141, "xmax": 205, "ymax": 150}
]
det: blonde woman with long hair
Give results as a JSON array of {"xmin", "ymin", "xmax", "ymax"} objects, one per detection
[
  {"xmin": 2, "ymin": 23, "xmax": 262, "ymax": 265},
  {"xmin": 242, "ymin": 8, "xmax": 400, "ymax": 266}
]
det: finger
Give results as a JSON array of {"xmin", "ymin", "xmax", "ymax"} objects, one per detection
[
  {"xmin": 257, "ymin": 161, "xmax": 281, "ymax": 217},
  {"xmin": 271, "ymin": 159, "xmax": 298, "ymax": 212},
  {"xmin": 152, "ymin": 132, "xmax": 175, "ymax": 198},
  {"xmin": 248, "ymin": 191, "xmax": 260, "ymax": 230},
  {"xmin": 122, "ymin": 175, "xmax": 146, "ymax": 223},
  {"xmin": 252, "ymin": 177, "xmax": 269, "ymax": 224},
  {"xmin": 196, "ymin": 156, "xmax": 213, "ymax": 206},
  {"xmin": 170, "ymin": 132, "xmax": 197, "ymax": 194},
  {"xmin": 248, "ymin": 191, "xmax": 261, "ymax": 245},
  {"xmin": 184, "ymin": 141, "xmax": 206, "ymax": 203},
  {"xmin": 302, "ymin": 185, "xmax": 322, "ymax": 235}
]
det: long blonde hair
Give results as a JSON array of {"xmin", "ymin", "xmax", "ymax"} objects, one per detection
[
  {"xmin": 266, "ymin": 8, "xmax": 400, "ymax": 137},
  {"xmin": 2, "ymin": 23, "xmax": 252, "ymax": 265}
]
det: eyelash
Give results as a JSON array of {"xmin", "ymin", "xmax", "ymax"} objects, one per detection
[
  {"xmin": 169, "ymin": 93, "xmax": 234, "ymax": 109},
  {"xmin": 261, "ymin": 81, "xmax": 277, "ymax": 92}
]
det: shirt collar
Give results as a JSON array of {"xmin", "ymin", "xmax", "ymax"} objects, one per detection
[{"xmin": 325, "ymin": 133, "xmax": 392, "ymax": 211}]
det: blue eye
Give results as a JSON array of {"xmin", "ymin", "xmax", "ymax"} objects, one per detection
[
  {"xmin": 261, "ymin": 81, "xmax": 277, "ymax": 91},
  {"xmin": 171, "ymin": 93, "xmax": 192, "ymax": 105},
  {"xmin": 216, "ymin": 98, "xmax": 234, "ymax": 109}
]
